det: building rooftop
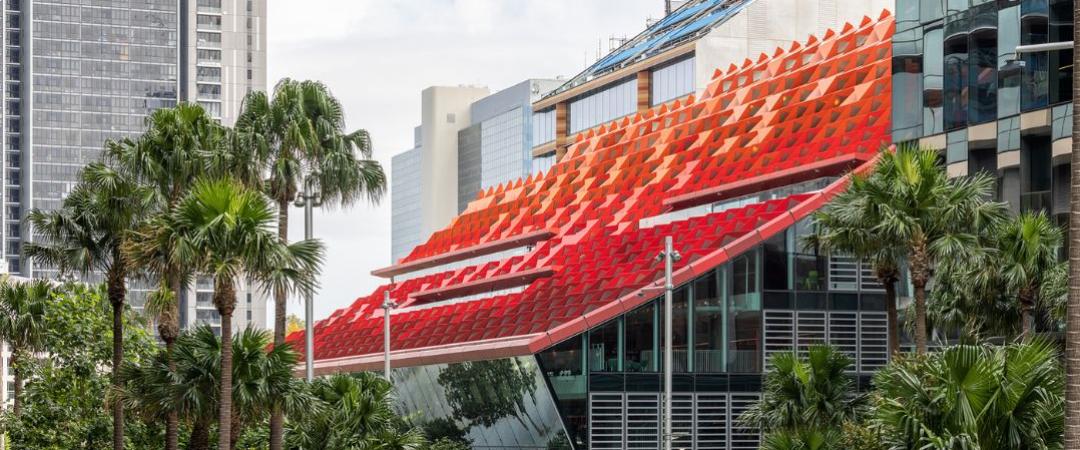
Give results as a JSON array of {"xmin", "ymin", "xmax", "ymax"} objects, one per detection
[
  {"xmin": 544, "ymin": 0, "xmax": 756, "ymax": 100},
  {"xmin": 288, "ymin": 12, "xmax": 895, "ymax": 374}
]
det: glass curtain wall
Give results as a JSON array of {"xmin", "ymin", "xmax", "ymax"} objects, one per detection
[{"xmin": 894, "ymin": 0, "xmax": 1074, "ymax": 141}]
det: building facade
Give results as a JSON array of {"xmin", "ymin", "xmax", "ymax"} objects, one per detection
[
  {"xmin": 182, "ymin": 0, "xmax": 267, "ymax": 125},
  {"xmin": 892, "ymin": 0, "xmax": 1073, "ymax": 225},
  {"xmin": 392, "ymin": 82, "xmax": 564, "ymax": 263},
  {"xmin": 0, "ymin": 0, "xmax": 268, "ymax": 330},
  {"xmin": 532, "ymin": 0, "xmax": 893, "ymax": 164},
  {"xmin": 457, "ymin": 79, "xmax": 563, "ymax": 212},
  {"xmin": 295, "ymin": 12, "xmax": 896, "ymax": 450}
]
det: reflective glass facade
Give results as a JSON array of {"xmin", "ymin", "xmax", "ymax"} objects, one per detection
[
  {"xmin": 30, "ymin": 0, "xmax": 179, "ymax": 214},
  {"xmin": 391, "ymin": 146, "xmax": 423, "ymax": 263},
  {"xmin": 893, "ymin": 0, "xmax": 1074, "ymax": 141},
  {"xmin": 651, "ymin": 56, "xmax": 695, "ymax": 106},
  {"xmin": 893, "ymin": 0, "xmax": 1074, "ymax": 223},
  {"xmin": 390, "ymin": 356, "xmax": 570, "ymax": 449},
  {"xmin": 568, "ymin": 78, "xmax": 637, "ymax": 134}
]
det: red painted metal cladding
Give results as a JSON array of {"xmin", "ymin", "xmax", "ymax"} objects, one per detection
[{"xmin": 287, "ymin": 12, "xmax": 896, "ymax": 374}]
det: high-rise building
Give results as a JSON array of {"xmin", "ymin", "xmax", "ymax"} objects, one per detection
[
  {"xmin": 0, "ymin": 0, "xmax": 268, "ymax": 331},
  {"xmin": 532, "ymin": 0, "xmax": 892, "ymax": 164},
  {"xmin": 891, "ymin": 0, "xmax": 1073, "ymax": 225},
  {"xmin": 457, "ymin": 79, "xmax": 563, "ymax": 212},
  {"xmin": 182, "ymin": 0, "xmax": 267, "ymax": 125},
  {"xmin": 391, "ymin": 81, "xmax": 564, "ymax": 263},
  {"xmin": 390, "ymin": 86, "xmax": 490, "ymax": 263}
]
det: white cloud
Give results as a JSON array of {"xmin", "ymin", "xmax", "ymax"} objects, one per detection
[{"xmin": 269, "ymin": 0, "xmax": 664, "ymax": 321}]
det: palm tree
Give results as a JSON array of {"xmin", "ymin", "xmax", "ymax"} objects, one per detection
[
  {"xmin": 236, "ymin": 79, "xmax": 385, "ymax": 448},
  {"xmin": 123, "ymin": 325, "xmax": 312, "ymax": 450},
  {"xmin": 850, "ymin": 145, "xmax": 1005, "ymax": 353},
  {"xmin": 742, "ymin": 345, "xmax": 860, "ymax": 433},
  {"xmin": 0, "ymin": 279, "xmax": 50, "ymax": 415},
  {"xmin": 808, "ymin": 183, "xmax": 906, "ymax": 356},
  {"xmin": 23, "ymin": 159, "xmax": 152, "ymax": 450},
  {"xmin": 1067, "ymin": 4, "xmax": 1080, "ymax": 443},
  {"xmin": 111, "ymin": 103, "xmax": 229, "ymax": 450},
  {"xmin": 285, "ymin": 372, "xmax": 425, "ymax": 450},
  {"xmin": 171, "ymin": 177, "xmax": 322, "ymax": 450},
  {"xmin": 996, "ymin": 212, "xmax": 1063, "ymax": 335},
  {"xmin": 872, "ymin": 340, "xmax": 1064, "ymax": 449}
]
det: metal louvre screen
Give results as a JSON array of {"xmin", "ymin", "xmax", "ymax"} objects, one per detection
[
  {"xmin": 795, "ymin": 311, "xmax": 828, "ymax": 357},
  {"xmin": 858, "ymin": 311, "xmax": 889, "ymax": 372},
  {"xmin": 694, "ymin": 393, "xmax": 728, "ymax": 450},
  {"xmin": 763, "ymin": 310, "xmax": 795, "ymax": 368},
  {"xmin": 828, "ymin": 311, "xmax": 859, "ymax": 372},
  {"xmin": 626, "ymin": 393, "xmax": 660, "ymax": 449},
  {"xmin": 729, "ymin": 393, "xmax": 762, "ymax": 449},
  {"xmin": 589, "ymin": 392, "xmax": 760, "ymax": 449},
  {"xmin": 588, "ymin": 392, "xmax": 625, "ymax": 449},
  {"xmin": 765, "ymin": 309, "xmax": 889, "ymax": 372}
]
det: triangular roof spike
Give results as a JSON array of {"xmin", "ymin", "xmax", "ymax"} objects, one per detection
[
  {"xmin": 713, "ymin": 67, "xmax": 723, "ymax": 80},
  {"xmin": 860, "ymin": 15, "xmax": 873, "ymax": 27},
  {"xmin": 806, "ymin": 35, "xmax": 818, "ymax": 46},
  {"xmin": 773, "ymin": 47, "xmax": 785, "ymax": 57},
  {"xmin": 823, "ymin": 28, "xmax": 836, "ymax": 39},
  {"xmin": 789, "ymin": 41, "xmax": 802, "ymax": 52},
  {"xmin": 757, "ymin": 52, "xmax": 769, "ymax": 63},
  {"xmin": 686, "ymin": 94, "xmax": 695, "ymax": 104},
  {"xmin": 842, "ymin": 22, "xmax": 855, "ymax": 33},
  {"xmin": 742, "ymin": 58, "xmax": 753, "ymax": 68},
  {"xmin": 879, "ymin": 9, "xmax": 892, "ymax": 20},
  {"xmin": 728, "ymin": 63, "xmax": 739, "ymax": 73}
]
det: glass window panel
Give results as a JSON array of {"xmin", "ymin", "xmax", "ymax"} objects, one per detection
[
  {"xmin": 623, "ymin": 302, "xmax": 656, "ymax": 372},
  {"xmin": 659, "ymin": 287, "xmax": 690, "ymax": 372},
  {"xmin": 1021, "ymin": 0, "xmax": 1050, "ymax": 110},
  {"xmin": 727, "ymin": 254, "xmax": 761, "ymax": 373},
  {"xmin": 924, "ymin": 26, "xmax": 945, "ymax": 135},
  {"xmin": 894, "ymin": 27, "xmax": 925, "ymax": 141},
  {"xmin": 693, "ymin": 272, "xmax": 724, "ymax": 373},
  {"xmin": 921, "ymin": 0, "xmax": 944, "ymax": 24},
  {"xmin": 762, "ymin": 232, "xmax": 789, "ymax": 290},
  {"xmin": 999, "ymin": 5, "xmax": 1022, "ymax": 118},
  {"xmin": 968, "ymin": 2, "xmax": 997, "ymax": 123},
  {"xmin": 588, "ymin": 319, "xmax": 620, "ymax": 372},
  {"xmin": 943, "ymin": 10, "xmax": 969, "ymax": 130},
  {"xmin": 1048, "ymin": 0, "xmax": 1073, "ymax": 104},
  {"xmin": 897, "ymin": 0, "xmax": 921, "ymax": 31}
]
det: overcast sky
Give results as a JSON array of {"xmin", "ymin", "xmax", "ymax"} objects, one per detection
[{"xmin": 268, "ymin": 1, "xmax": 664, "ymax": 321}]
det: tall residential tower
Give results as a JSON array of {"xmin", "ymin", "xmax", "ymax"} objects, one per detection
[{"xmin": 0, "ymin": 0, "xmax": 268, "ymax": 332}]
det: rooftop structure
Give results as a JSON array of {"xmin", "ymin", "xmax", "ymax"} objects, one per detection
[{"xmin": 291, "ymin": 12, "xmax": 896, "ymax": 449}]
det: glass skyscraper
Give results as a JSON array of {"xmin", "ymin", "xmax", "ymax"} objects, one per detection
[
  {"xmin": 1, "ymin": 0, "xmax": 268, "ymax": 331},
  {"xmin": 893, "ymin": 0, "xmax": 1074, "ymax": 224}
]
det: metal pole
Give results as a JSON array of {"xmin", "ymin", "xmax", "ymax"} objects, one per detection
[
  {"xmin": 303, "ymin": 179, "xmax": 315, "ymax": 383},
  {"xmin": 383, "ymin": 288, "xmax": 392, "ymax": 380},
  {"xmin": 663, "ymin": 236, "xmax": 674, "ymax": 450}
]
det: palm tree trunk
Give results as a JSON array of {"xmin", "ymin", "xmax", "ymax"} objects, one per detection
[
  {"xmin": 884, "ymin": 280, "xmax": 900, "ymax": 356},
  {"xmin": 161, "ymin": 274, "xmax": 183, "ymax": 450},
  {"xmin": 1020, "ymin": 290, "xmax": 1035, "ymax": 337},
  {"xmin": 108, "ymin": 265, "xmax": 127, "ymax": 450},
  {"xmin": 270, "ymin": 196, "xmax": 289, "ymax": 450},
  {"xmin": 230, "ymin": 409, "xmax": 242, "ymax": 450},
  {"xmin": 910, "ymin": 241, "xmax": 930, "ymax": 355},
  {"xmin": 1065, "ymin": 4, "xmax": 1080, "ymax": 445},
  {"xmin": 186, "ymin": 418, "xmax": 210, "ymax": 450},
  {"xmin": 215, "ymin": 278, "xmax": 236, "ymax": 450},
  {"xmin": 10, "ymin": 347, "xmax": 21, "ymax": 416}
]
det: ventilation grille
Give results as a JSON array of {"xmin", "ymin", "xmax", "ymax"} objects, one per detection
[
  {"xmin": 589, "ymin": 392, "xmax": 761, "ymax": 449},
  {"xmin": 764, "ymin": 310, "xmax": 890, "ymax": 372}
]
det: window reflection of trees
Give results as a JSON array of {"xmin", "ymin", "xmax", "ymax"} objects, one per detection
[{"xmin": 437, "ymin": 358, "xmax": 539, "ymax": 428}]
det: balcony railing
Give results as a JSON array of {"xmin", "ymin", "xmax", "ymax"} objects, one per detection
[{"xmin": 1021, "ymin": 190, "xmax": 1052, "ymax": 213}]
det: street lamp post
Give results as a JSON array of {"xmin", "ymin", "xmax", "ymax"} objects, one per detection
[
  {"xmin": 656, "ymin": 236, "xmax": 681, "ymax": 450},
  {"xmin": 382, "ymin": 282, "xmax": 396, "ymax": 381},
  {"xmin": 294, "ymin": 176, "xmax": 322, "ymax": 382}
]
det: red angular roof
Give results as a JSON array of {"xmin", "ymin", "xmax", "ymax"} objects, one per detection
[{"xmin": 289, "ymin": 12, "xmax": 896, "ymax": 374}]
